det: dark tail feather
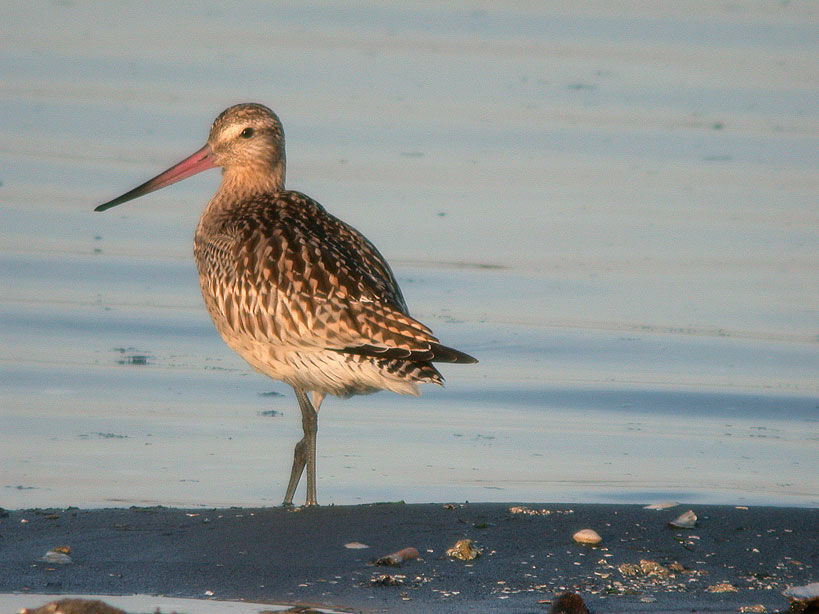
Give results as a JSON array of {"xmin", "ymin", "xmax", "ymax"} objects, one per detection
[
  {"xmin": 429, "ymin": 343, "xmax": 478, "ymax": 364},
  {"xmin": 334, "ymin": 343, "xmax": 477, "ymax": 364}
]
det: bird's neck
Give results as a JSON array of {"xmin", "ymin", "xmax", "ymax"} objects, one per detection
[
  {"xmin": 218, "ymin": 161, "xmax": 285, "ymax": 198},
  {"xmin": 199, "ymin": 162, "xmax": 286, "ymax": 228}
]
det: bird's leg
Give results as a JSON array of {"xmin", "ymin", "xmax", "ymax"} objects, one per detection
[{"xmin": 282, "ymin": 388, "xmax": 323, "ymax": 507}]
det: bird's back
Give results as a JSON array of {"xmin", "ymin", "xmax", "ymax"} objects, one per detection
[{"xmin": 194, "ymin": 190, "xmax": 473, "ymax": 397}]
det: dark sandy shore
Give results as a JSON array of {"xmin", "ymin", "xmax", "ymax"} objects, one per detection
[{"xmin": 1, "ymin": 503, "xmax": 816, "ymax": 613}]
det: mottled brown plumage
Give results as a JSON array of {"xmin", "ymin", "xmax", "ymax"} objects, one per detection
[{"xmin": 96, "ymin": 103, "xmax": 476, "ymax": 506}]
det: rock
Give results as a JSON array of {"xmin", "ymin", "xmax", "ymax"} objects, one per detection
[
  {"xmin": 550, "ymin": 591, "xmax": 589, "ymax": 614},
  {"xmin": 446, "ymin": 538, "xmax": 481, "ymax": 561},
  {"xmin": 572, "ymin": 528, "xmax": 602, "ymax": 545},
  {"xmin": 668, "ymin": 509, "xmax": 697, "ymax": 528}
]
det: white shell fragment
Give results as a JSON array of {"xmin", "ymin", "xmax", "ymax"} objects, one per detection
[
  {"xmin": 572, "ymin": 528, "xmax": 603, "ymax": 545},
  {"xmin": 643, "ymin": 501, "xmax": 678, "ymax": 510},
  {"xmin": 344, "ymin": 541, "xmax": 370, "ymax": 549},
  {"xmin": 668, "ymin": 509, "xmax": 697, "ymax": 529},
  {"xmin": 783, "ymin": 582, "xmax": 819, "ymax": 602},
  {"xmin": 39, "ymin": 550, "xmax": 72, "ymax": 564}
]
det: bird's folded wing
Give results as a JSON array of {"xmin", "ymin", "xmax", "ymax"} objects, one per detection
[{"xmin": 205, "ymin": 191, "xmax": 476, "ymax": 363}]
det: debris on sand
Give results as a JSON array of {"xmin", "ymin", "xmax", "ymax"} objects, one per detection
[
  {"xmin": 369, "ymin": 573, "xmax": 405, "ymax": 586},
  {"xmin": 509, "ymin": 505, "xmax": 574, "ymax": 516},
  {"xmin": 19, "ymin": 598, "xmax": 126, "ymax": 614},
  {"xmin": 375, "ymin": 546, "xmax": 419, "ymax": 566},
  {"xmin": 618, "ymin": 559, "xmax": 674, "ymax": 579},
  {"xmin": 706, "ymin": 582, "xmax": 738, "ymax": 592},
  {"xmin": 446, "ymin": 538, "xmax": 481, "ymax": 561},
  {"xmin": 572, "ymin": 528, "xmax": 602, "ymax": 545}
]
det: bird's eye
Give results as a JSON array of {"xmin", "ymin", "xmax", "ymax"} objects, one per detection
[{"xmin": 240, "ymin": 127, "xmax": 254, "ymax": 138}]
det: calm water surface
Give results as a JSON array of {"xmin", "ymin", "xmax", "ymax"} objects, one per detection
[{"xmin": 1, "ymin": 2, "xmax": 817, "ymax": 508}]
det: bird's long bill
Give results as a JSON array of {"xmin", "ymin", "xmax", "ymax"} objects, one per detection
[{"xmin": 95, "ymin": 144, "xmax": 216, "ymax": 212}]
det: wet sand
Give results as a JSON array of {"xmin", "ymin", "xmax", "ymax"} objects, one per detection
[{"xmin": 2, "ymin": 503, "xmax": 816, "ymax": 613}]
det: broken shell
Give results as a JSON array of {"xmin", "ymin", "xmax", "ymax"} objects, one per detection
[
  {"xmin": 344, "ymin": 541, "xmax": 369, "ymax": 549},
  {"xmin": 375, "ymin": 547, "xmax": 419, "ymax": 566},
  {"xmin": 572, "ymin": 529, "xmax": 602, "ymax": 545},
  {"xmin": 668, "ymin": 509, "xmax": 697, "ymax": 529},
  {"xmin": 39, "ymin": 550, "xmax": 72, "ymax": 564},
  {"xmin": 643, "ymin": 501, "xmax": 678, "ymax": 510},
  {"xmin": 446, "ymin": 538, "xmax": 481, "ymax": 561},
  {"xmin": 783, "ymin": 582, "xmax": 819, "ymax": 603}
]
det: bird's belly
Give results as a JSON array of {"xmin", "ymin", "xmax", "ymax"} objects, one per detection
[{"xmin": 197, "ymin": 280, "xmax": 419, "ymax": 398}]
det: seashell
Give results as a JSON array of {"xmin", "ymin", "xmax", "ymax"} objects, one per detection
[
  {"xmin": 572, "ymin": 528, "xmax": 602, "ymax": 545},
  {"xmin": 39, "ymin": 550, "xmax": 72, "ymax": 564},
  {"xmin": 344, "ymin": 541, "xmax": 369, "ymax": 549},
  {"xmin": 643, "ymin": 501, "xmax": 678, "ymax": 510},
  {"xmin": 668, "ymin": 509, "xmax": 697, "ymax": 528},
  {"xmin": 375, "ymin": 547, "xmax": 419, "ymax": 566},
  {"xmin": 783, "ymin": 582, "xmax": 819, "ymax": 602},
  {"xmin": 446, "ymin": 538, "xmax": 481, "ymax": 561}
]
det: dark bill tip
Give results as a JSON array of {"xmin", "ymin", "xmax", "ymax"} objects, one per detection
[{"xmin": 95, "ymin": 144, "xmax": 215, "ymax": 212}]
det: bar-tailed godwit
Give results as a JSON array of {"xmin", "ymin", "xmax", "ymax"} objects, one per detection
[{"xmin": 96, "ymin": 103, "xmax": 476, "ymax": 506}]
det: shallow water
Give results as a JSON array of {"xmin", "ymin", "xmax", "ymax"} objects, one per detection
[{"xmin": 1, "ymin": 2, "xmax": 817, "ymax": 509}]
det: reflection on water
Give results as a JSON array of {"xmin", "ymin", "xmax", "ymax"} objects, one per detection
[{"xmin": 1, "ymin": 2, "xmax": 816, "ymax": 508}]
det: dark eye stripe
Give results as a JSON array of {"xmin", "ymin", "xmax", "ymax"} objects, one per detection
[{"xmin": 240, "ymin": 127, "xmax": 254, "ymax": 138}]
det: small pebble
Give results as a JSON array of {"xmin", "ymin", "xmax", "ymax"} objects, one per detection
[{"xmin": 572, "ymin": 529, "xmax": 602, "ymax": 545}]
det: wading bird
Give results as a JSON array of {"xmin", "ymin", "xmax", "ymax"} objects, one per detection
[{"xmin": 96, "ymin": 103, "xmax": 476, "ymax": 506}]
